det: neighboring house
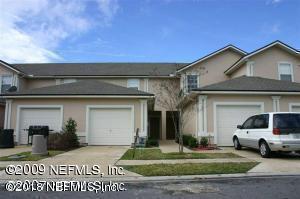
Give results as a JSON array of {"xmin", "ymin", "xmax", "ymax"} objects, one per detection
[{"xmin": 1, "ymin": 40, "xmax": 300, "ymax": 146}]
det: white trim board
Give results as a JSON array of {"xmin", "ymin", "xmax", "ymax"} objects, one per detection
[
  {"xmin": 140, "ymin": 100, "xmax": 148, "ymax": 137},
  {"xmin": 85, "ymin": 105, "xmax": 135, "ymax": 145},
  {"xmin": 213, "ymin": 102, "xmax": 264, "ymax": 145},
  {"xmin": 15, "ymin": 105, "xmax": 64, "ymax": 143}
]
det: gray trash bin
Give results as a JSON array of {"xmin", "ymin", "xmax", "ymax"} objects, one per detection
[{"xmin": 32, "ymin": 135, "xmax": 48, "ymax": 155}]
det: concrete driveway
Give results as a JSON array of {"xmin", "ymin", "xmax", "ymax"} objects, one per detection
[
  {"xmin": 0, "ymin": 146, "xmax": 31, "ymax": 157},
  {"xmin": 0, "ymin": 146, "xmax": 140, "ymax": 181},
  {"xmin": 222, "ymin": 147, "xmax": 300, "ymax": 174}
]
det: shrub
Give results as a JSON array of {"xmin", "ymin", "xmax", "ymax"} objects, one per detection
[
  {"xmin": 188, "ymin": 136, "xmax": 198, "ymax": 148},
  {"xmin": 63, "ymin": 118, "xmax": 79, "ymax": 148},
  {"xmin": 47, "ymin": 118, "xmax": 79, "ymax": 150},
  {"xmin": 182, "ymin": 134, "xmax": 194, "ymax": 146},
  {"xmin": 146, "ymin": 138, "xmax": 159, "ymax": 147},
  {"xmin": 63, "ymin": 118, "xmax": 77, "ymax": 134},
  {"xmin": 200, "ymin": 137, "xmax": 209, "ymax": 147},
  {"xmin": 181, "ymin": 134, "xmax": 198, "ymax": 148},
  {"xmin": 47, "ymin": 133, "xmax": 64, "ymax": 150}
]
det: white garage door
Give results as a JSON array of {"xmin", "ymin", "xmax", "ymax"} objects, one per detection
[
  {"xmin": 19, "ymin": 108, "xmax": 62, "ymax": 144},
  {"xmin": 291, "ymin": 106, "xmax": 300, "ymax": 112},
  {"xmin": 88, "ymin": 107, "xmax": 133, "ymax": 145},
  {"xmin": 216, "ymin": 104, "xmax": 262, "ymax": 146}
]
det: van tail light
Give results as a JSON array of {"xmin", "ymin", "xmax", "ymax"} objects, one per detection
[{"xmin": 273, "ymin": 128, "xmax": 281, "ymax": 135}]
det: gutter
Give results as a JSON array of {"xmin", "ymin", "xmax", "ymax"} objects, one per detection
[
  {"xmin": 24, "ymin": 75, "xmax": 179, "ymax": 79},
  {"xmin": 191, "ymin": 91, "xmax": 300, "ymax": 95},
  {"xmin": 1, "ymin": 95, "xmax": 155, "ymax": 99}
]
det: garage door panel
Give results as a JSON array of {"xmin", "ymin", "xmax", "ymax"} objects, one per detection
[
  {"xmin": 88, "ymin": 107, "xmax": 133, "ymax": 145},
  {"xmin": 291, "ymin": 106, "xmax": 300, "ymax": 112},
  {"xmin": 216, "ymin": 105, "xmax": 261, "ymax": 146},
  {"xmin": 19, "ymin": 108, "xmax": 61, "ymax": 145}
]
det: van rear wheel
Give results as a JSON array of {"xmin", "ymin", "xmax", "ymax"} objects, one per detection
[{"xmin": 259, "ymin": 141, "xmax": 271, "ymax": 158}]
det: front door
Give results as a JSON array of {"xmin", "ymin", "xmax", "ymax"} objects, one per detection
[
  {"xmin": 166, "ymin": 111, "xmax": 179, "ymax": 140},
  {"xmin": 148, "ymin": 111, "xmax": 161, "ymax": 139}
]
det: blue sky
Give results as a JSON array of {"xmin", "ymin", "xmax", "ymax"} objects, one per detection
[{"xmin": 0, "ymin": 0, "xmax": 299, "ymax": 63}]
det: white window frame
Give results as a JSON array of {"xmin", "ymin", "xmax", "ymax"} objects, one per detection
[
  {"xmin": 127, "ymin": 79, "xmax": 140, "ymax": 90},
  {"xmin": 278, "ymin": 62, "xmax": 294, "ymax": 82},
  {"xmin": 246, "ymin": 61, "xmax": 254, "ymax": 76},
  {"xmin": 185, "ymin": 72, "xmax": 200, "ymax": 93}
]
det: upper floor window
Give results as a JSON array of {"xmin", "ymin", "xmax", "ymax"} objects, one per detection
[
  {"xmin": 127, "ymin": 79, "xmax": 139, "ymax": 90},
  {"xmin": 278, "ymin": 63, "xmax": 293, "ymax": 82},
  {"xmin": 1, "ymin": 75, "xmax": 13, "ymax": 93},
  {"xmin": 187, "ymin": 75, "xmax": 198, "ymax": 92}
]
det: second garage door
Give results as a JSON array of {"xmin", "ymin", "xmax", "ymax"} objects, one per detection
[
  {"xmin": 216, "ymin": 104, "xmax": 262, "ymax": 146},
  {"xmin": 291, "ymin": 105, "xmax": 300, "ymax": 112},
  {"xmin": 88, "ymin": 107, "xmax": 133, "ymax": 145}
]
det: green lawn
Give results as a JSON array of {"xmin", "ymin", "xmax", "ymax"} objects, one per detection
[
  {"xmin": 0, "ymin": 151, "xmax": 65, "ymax": 161},
  {"xmin": 120, "ymin": 149, "xmax": 241, "ymax": 160},
  {"xmin": 124, "ymin": 162, "xmax": 258, "ymax": 176}
]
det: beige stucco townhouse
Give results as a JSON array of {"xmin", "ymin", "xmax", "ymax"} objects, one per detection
[{"xmin": 1, "ymin": 40, "xmax": 300, "ymax": 146}]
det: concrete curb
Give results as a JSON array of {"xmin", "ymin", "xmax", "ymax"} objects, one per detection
[{"xmin": 1, "ymin": 171, "xmax": 299, "ymax": 184}]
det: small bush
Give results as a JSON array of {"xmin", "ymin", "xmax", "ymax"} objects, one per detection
[
  {"xmin": 47, "ymin": 133, "xmax": 63, "ymax": 150},
  {"xmin": 182, "ymin": 135, "xmax": 194, "ymax": 146},
  {"xmin": 188, "ymin": 138, "xmax": 198, "ymax": 148},
  {"xmin": 181, "ymin": 134, "xmax": 198, "ymax": 148},
  {"xmin": 62, "ymin": 131, "xmax": 79, "ymax": 149},
  {"xmin": 200, "ymin": 137, "xmax": 209, "ymax": 147},
  {"xmin": 63, "ymin": 118, "xmax": 77, "ymax": 134},
  {"xmin": 146, "ymin": 138, "xmax": 159, "ymax": 147}
]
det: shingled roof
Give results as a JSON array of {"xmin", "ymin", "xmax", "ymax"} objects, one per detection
[
  {"xmin": 2, "ymin": 80, "xmax": 154, "ymax": 97},
  {"xmin": 194, "ymin": 76, "xmax": 300, "ymax": 92},
  {"xmin": 12, "ymin": 63, "xmax": 188, "ymax": 77}
]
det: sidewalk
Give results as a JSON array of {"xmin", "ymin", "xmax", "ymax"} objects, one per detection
[
  {"xmin": 159, "ymin": 140, "xmax": 192, "ymax": 153},
  {"xmin": 117, "ymin": 158, "xmax": 255, "ymax": 166}
]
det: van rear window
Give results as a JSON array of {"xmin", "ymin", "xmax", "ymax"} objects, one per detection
[{"xmin": 273, "ymin": 114, "xmax": 300, "ymax": 129}]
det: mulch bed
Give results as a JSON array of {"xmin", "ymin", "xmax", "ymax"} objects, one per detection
[{"xmin": 193, "ymin": 145, "xmax": 221, "ymax": 151}]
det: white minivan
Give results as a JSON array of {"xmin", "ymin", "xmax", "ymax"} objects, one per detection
[{"xmin": 233, "ymin": 112, "xmax": 300, "ymax": 158}]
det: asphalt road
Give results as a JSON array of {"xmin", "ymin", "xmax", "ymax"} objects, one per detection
[{"xmin": 0, "ymin": 175, "xmax": 300, "ymax": 199}]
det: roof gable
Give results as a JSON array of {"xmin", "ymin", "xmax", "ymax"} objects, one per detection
[
  {"xmin": 177, "ymin": 45, "xmax": 247, "ymax": 73},
  {"xmin": 225, "ymin": 40, "xmax": 300, "ymax": 75},
  {"xmin": 0, "ymin": 60, "xmax": 24, "ymax": 74}
]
